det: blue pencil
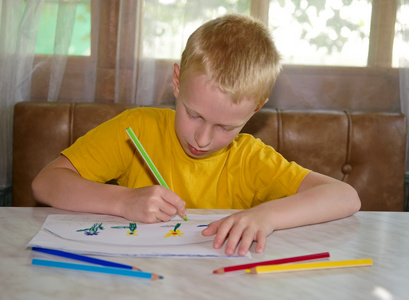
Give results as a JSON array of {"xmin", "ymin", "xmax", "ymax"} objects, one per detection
[
  {"xmin": 32, "ymin": 258, "xmax": 163, "ymax": 280},
  {"xmin": 32, "ymin": 247, "xmax": 141, "ymax": 271}
]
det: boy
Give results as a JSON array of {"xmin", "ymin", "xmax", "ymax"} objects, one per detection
[{"xmin": 32, "ymin": 14, "xmax": 361, "ymax": 256}]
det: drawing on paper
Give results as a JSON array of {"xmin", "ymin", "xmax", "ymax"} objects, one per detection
[
  {"xmin": 38, "ymin": 215, "xmax": 209, "ymax": 246},
  {"xmin": 164, "ymin": 223, "xmax": 184, "ymax": 237},
  {"xmin": 111, "ymin": 223, "xmax": 138, "ymax": 236},
  {"xmin": 27, "ymin": 214, "xmax": 252, "ymax": 258},
  {"xmin": 76, "ymin": 223, "xmax": 104, "ymax": 236}
]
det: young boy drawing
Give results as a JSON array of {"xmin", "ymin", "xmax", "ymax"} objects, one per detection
[{"xmin": 32, "ymin": 14, "xmax": 361, "ymax": 256}]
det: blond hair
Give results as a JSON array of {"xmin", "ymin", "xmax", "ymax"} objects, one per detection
[{"xmin": 179, "ymin": 14, "xmax": 281, "ymax": 106}]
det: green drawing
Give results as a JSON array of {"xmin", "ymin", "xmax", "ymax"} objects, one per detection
[
  {"xmin": 111, "ymin": 223, "xmax": 138, "ymax": 236},
  {"xmin": 76, "ymin": 223, "xmax": 104, "ymax": 236}
]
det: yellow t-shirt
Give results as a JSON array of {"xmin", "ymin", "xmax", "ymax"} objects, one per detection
[{"xmin": 62, "ymin": 107, "xmax": 310, "ymax": 209}]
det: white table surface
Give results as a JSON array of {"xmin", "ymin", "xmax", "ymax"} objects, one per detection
[{"xmin": 1, "ymin": 207, "xmax": 408, "ymax": 300}]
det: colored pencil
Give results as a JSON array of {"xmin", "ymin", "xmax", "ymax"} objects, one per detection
[
  {"xmin": 126, "ymin": 127, "xmax": 188, "ymax": 221},
  {"xmin": 32, "ymin": 258, "xmax": 163, "ymax": 280},
  {"xmin": 245, "ymin": 258, "xmax": 373, "ymax": 274},
  {"xmin": 32, "ymin": 247, "xmax": 141, "ymax": 271},
  {"xmin": 213, "ymin": 252, "xmax": 330, "ymax": 274}
]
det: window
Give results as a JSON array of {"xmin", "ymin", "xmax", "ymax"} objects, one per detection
[
  {"xmin": 33, "ymin": 0, "xmax": 400, "ymax": 67},
  {"xmin": 29, "ymin": 0, "xmax": 400, "ymax": 109},
  {"xmin": 137, "ymin": 0, "xmax": 399, "ymax": 68},
  {"xmin": 393, "ymin": 1, "xmax": 409, "ymax": 67},
  {"xmin": 35, "ymin": 0, "xmax": 91, "ymax": 56},
  {"xmin": 268, "ymin": 0, "xmax": 372, "ymax": 66},
  {"xmin": 142, "ymin": 0, "xmax": 250, "ymax": 59}
]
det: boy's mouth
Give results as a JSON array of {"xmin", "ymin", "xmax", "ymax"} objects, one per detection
[{"xmin": 188, "ymin": 144, "xmax": 208, "ymax": 156}]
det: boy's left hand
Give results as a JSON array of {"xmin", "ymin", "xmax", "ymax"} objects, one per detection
[{"xmin": 201, "ymin": 207, "xmax": 274, "ymax": 256}]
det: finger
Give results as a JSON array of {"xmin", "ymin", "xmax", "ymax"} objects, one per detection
[
  {"xmin": 140, "ymin": 197, "xmax": 173, "ymax": 223},
  {"xmin": 224, "ymin": 225, "xmax": 245, "ymax": 256},
  {"xmin": 140, "ymin": 212, "xmax": 162, "ymax": 223},
  {"xmin": 160, "ymin": 189, "xmax": 186, "ymax": 217},
  {"xmin": 201, "ymin": 220, "xmax": 221, "ymax": 236},
  {"xmin": 255, "ymin": 231, "xmax": 267, "ymax": 254},
  {"xmin": 154, "ymin": 209, "xmax": 173, "ymax": 222},
  {"xmin": 158, "ymin": 200, "xmax": 178, "ymax": 217},
  {"xmin": 212, "ymin": 219, "xmax": 234, "ymax": 249},
  {"xmin": 237, "ymin": 229, "xmax": 255, "ymax": 256}
]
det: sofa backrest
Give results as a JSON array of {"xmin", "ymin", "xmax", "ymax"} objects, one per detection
[{"xmin": 12, "ymin": 101, "xmax": 407, "ymax": 211}]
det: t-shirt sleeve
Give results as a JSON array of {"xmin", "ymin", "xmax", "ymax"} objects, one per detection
[
  {"xmin": 61, "ymin": 111, "xmax": 135, "ymax": 183},
  {"xmin": 240, "ymin": 137, "xmax": 311, "ymax": 206}
]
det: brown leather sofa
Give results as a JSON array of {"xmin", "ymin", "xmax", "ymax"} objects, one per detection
[{"xmin": 12, "ymin": 101, "xmax": 407, "ymax": 211}]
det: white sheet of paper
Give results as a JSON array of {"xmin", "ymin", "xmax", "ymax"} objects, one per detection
[{"xmin": 27, "ymin": 214, "xmax": 251, "ymax": 258}]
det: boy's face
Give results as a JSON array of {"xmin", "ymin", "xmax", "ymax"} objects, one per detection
[{"xmin": 173, "ymin": 64, "xmax": 263, "ymax": 159}]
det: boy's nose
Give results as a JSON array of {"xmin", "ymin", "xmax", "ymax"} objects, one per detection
[{"xmin": 194, "ymin": 125, "xmax": 212, "ymax": 148}]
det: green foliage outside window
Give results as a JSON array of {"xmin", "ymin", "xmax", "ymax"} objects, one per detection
[
  {"xmin": 35, "ymin": 0, "xmax": 91, "ymax": 56},
  {"xmin": 33, "ymin": 0, "xmax": 402, "ymax": 67}
]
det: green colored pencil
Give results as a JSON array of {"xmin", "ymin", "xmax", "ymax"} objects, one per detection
[{"xmin": 126, "ymin": 127, "xmax": 188, "ymax": 221}]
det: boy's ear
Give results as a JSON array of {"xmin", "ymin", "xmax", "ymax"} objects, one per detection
[
  {"xmin": 172, "ymin": 63, "xmax": 181, "ymax": 99},
  {"xmin": 254, "ymin": 98, "xmax": 269, "ymax": 112}
]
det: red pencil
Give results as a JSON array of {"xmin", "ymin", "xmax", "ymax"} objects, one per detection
[{"xmin": 213, "ymin": 252, "xmax": 330, "ymax": 274}]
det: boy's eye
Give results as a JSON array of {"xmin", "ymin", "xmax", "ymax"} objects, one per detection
[
  {"xmin": 221, "ymin": 126, "xmax": 235, "ymax": 132},
  {"xmin": 187, "ymin": 111, "xmax": 200, "ymax": 119}
]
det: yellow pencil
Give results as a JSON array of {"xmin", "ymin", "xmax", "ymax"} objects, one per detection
[{"xmin": 246, "ymin": 258, "xmax": 373, "ymax": 274}]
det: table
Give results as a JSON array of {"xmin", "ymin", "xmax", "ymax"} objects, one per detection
[{"xmin": 1, "ymin": 208, "xmax": 408, "ymax": 300}]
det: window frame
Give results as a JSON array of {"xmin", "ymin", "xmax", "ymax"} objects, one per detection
[{"xmin": 30, "ymin": 0, "xmax": 400, "ymax": 110}]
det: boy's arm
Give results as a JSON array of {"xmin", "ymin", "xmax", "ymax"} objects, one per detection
[
  {"xmin": 202, "ymin": 172, "xmax": 361, "ymax": 256},
  {"xmin": 32, "ymin": 155, "xmax": 186, "ymax": 222}
]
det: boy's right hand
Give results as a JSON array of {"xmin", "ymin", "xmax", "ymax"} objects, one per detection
[
  {"xmin": 120, "ymin": 185, "xmax": 186, "ymax": 223},
  {"xmin": 32, "ymin": 155, "xmax": 185, "ymax": 223}
]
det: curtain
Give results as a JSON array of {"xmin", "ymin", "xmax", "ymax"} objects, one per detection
[
  {"xmin": 1, "ymin": 0, "xmax": 409, "ymax": 207},
  {"xmin": 0, "ymin": 0, "xmax": 43, "ymax": 205},
  {"xmin": 397, "ymin": 0, "xmax": 409, "ymax": 210},
  {"xmin": 0, "ymin": 0, "xmax": 91, "ymax": 205},
  {"xmin": 398, "ymin": 0, "xmax": 409, "ymax": 168}
]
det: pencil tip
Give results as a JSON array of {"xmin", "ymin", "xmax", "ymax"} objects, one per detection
[{"xmin": 151, "ymin": 274, "xmax": 164, "ymax": 280}]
